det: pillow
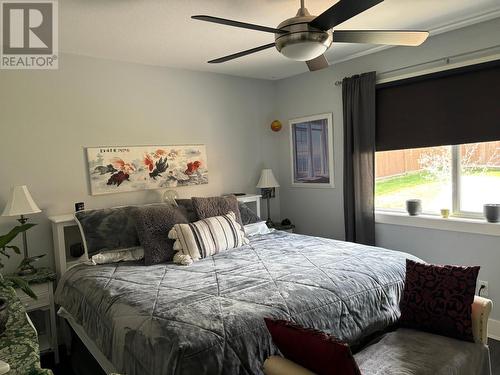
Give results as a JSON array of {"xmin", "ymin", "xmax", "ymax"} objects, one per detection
[
  {"xmin": 238, "ymin": 202, "xmax": 261, "ymax": 225},
  {"xmin": 175, "ymin": 199, "xmax": 199, "ymax": 222},
  {"xmin": 75, "ymin": 206, "xmax": 139, "ymax": 256},
  {"xmin": 169, "ymin": 211, "xmax": 249, "ymax": 265},
  {"xmin": 244, "ymin": 221, "xmax": 272, "ymax": 237},
  {"xmin": 91, "ymin": 246, "xmax": 144, "ymax": 265},
  {"xmin": 399, "ymin": 259, "xmax": 480, "ymax": 342},
  {"xmin": 192, "ymin": 195, "xmax": 243, "ymax": 227},
  {"xmin": 264, "ymin": 318, "xmax": 361, "ymax": 375},
  {"xmin": 133, "ymin": 205, "xmax": 189, "ymax": 265}
]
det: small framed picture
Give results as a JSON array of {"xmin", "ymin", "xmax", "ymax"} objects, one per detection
[{"xmin": 289, "ymin": 113, "xmax": 334, "ymax": 188}]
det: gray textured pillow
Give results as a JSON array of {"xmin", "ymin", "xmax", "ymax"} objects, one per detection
[
  {"xmin": 133, "ymin": 204, "xmax": 189, "ymax": 265},
  {"xmin": 75, "ymin": 206, "xmax": 140, "ymax": 256},
  {"xmin": 238, "ymin": 202, "xmax": 261, "ymax": 225},
  {"xmin": 192, "ymin": 195, "xmax": 243, "ymax": 227},
  {"xmin": 175, "ymin": 199, "xmax": 198, "ymax": 222}
]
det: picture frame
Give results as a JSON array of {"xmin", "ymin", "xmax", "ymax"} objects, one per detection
[
  {"xmin": 289, "ymin": 113, "xmax": 334, "ymax": 188},
  {"xmin": 85, "ymin": 144, "xmax": 208, "ymax": 195}
]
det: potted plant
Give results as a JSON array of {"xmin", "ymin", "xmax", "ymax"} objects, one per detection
[
  {"xmin": 0, "ymin": 224, "xmax": 37, "ymax": 299},
  {"xmin": 0, "ymin": 224, "xmax": 38, "ymax": 335},
  {"xmin": 484, "ymin": 204, "xmax": 500, "ymax": 223},
  {"xmin": 406, "ymin": 199, "xmax": 422, "ymax": 216}
]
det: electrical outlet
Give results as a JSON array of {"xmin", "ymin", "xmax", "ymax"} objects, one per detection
[{"xmin": 477, "ymin": 280, "xmax": 489, "ymax": 297}]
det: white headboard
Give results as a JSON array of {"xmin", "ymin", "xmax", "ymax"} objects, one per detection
[{"xmin": 48, "ymin": 214, "xmax": 89, "ymax": 280}]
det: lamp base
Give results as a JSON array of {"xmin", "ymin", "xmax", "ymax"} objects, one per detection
[
  {"xmin": 16, "ymin": 255, "xmax": 45, "ymax": 276},
  {"xmin": 17, "ymin": 262, "xmax": 37, "ymax": 276}
]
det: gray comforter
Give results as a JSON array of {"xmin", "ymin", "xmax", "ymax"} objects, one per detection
[{"xmin": 55, "ymin": 231, "xmax": 420, "ymax": 375}]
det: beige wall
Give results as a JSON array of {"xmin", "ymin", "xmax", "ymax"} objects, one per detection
[{"xmin": 0, "ymin": 54, "xmax": 280, "ymax": 273}]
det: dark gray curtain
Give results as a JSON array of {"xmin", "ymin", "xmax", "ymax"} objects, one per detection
[{"xmin": 342, "ymin": 71, "xmax": 376, "ymax": 245}]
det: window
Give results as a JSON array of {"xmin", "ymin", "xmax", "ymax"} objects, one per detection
[
  {"xmin": 375, "ymin": 140, "xmax": 500, "ymax": 217},
  {"xmin": 290, "ymin": 113, "xmax": 333, "ymax": 187}
]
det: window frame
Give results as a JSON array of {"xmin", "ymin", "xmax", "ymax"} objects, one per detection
[
  {"xmin": 289, "ymin": 113, "xmax": 334, "ymax": 188},
  {"xmin": 376, "ymin": 142, "xmax": 498, "ymax": 218}
]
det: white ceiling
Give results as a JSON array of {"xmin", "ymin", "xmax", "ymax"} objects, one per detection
[{"xmin": 61, "ymin": 0, "xmax": 500, "ymax": 80}]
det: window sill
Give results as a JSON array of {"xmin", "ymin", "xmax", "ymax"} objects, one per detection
[{"xmin": 375, "ymin": 211, "xmax": 500, "ymax": 237}]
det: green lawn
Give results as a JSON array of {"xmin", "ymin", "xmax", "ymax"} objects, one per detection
[
  {"xmin": 375, "ymin": 171, "xmax": 436, "ymax": 196},
  {"xmin": 376, "ymin": 168, "xmax": 500, "ymax": 196},
  {"xmin": 464, "ymin": 168, "xmax": 500, "ymax": 177}
]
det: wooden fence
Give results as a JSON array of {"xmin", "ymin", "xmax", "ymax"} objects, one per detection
[{"xmin": 376, "ymin": 142, "xmax": 500, "ymax": 179}]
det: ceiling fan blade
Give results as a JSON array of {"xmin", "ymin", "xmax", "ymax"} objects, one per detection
[
  {"xmin": 306, "ymin": 55, "xmax": 329, "ymax": 71},
  {"xmin": 192, "ymin": 15, "xmax": 287, "ymax": 34},
  {"xmin": 310, "ymin": 0, "xmax": 384, "ymax": 31},
  {"xmin": 208, "ymin": 43, "xmax": 276, "ymax": 64},
  {"xmin": 333, "ymin": 30, "xmax": 429, "ymax": 46}
]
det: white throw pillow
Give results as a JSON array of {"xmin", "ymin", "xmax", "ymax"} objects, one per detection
[{"xmin": 168, "ymin": 211, "xmax": 249, "ymax": 265}]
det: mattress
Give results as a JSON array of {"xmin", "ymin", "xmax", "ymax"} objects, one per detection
[{"xmin": 55, "ymin": 231, "xmax": 420, "ymax": 375}]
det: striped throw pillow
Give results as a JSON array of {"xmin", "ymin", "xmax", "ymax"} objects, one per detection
[{"xmin": 168, "ymin": 211, "xmax": 249, "ymax": 265}]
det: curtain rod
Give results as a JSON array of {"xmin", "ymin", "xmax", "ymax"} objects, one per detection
[{"xmin": 333, "ymin": 45, "xmax": 500, "ymax": 86}]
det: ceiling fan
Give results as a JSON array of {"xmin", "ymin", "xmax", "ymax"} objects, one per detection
[{"xmin": 192, "ymin": 0, "xmax": 429, "ymax": 71}]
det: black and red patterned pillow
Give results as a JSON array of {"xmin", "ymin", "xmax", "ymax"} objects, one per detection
[
  {"xmin": 399, "ymin": 259, "xmax": 480, "ymax": 342},
  {"xmin": 264, "ymin": 318, "xmax": 361, "ymax": 375}
]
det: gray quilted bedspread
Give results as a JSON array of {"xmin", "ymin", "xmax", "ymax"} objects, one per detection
[{"xmin": 55, "ymin": 231, "xmax": 420, "ymax": 375}]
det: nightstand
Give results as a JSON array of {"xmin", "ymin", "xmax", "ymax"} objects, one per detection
[
  {"xmin": 272, "ymin": 223, "xmax": 296, "ymax": 233},
  {"xmin": 8, "ymin": 267, "xmax": 59, "ymax": 364}
]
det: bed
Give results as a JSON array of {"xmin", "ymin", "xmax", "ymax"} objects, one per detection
[{"xmin": 55, "ymin": 230, "xmax": 420, "ymax": 375}]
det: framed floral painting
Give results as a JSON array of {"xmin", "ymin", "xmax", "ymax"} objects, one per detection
[{"xmin": 86, "ymin": 144, "xmax": 208, "ymax": 195}]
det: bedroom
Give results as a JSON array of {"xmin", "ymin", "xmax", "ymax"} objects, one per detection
[{"xmin": 0, "ymin": 0, "xmax": 499, "ymax": 374}]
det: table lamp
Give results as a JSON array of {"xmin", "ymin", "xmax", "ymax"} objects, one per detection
[
  {"xmin": 256, "ymin": 169, "xmax": 280, "ymax": 227},
  {"xmin": 1, "ymin": 186, "xmax": 42, "ymax": 275}
]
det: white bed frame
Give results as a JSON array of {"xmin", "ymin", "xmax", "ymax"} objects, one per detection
[
  {"xmin": 58, "ymin": 307, "xmax": 119, "ymax": 374},
  {"xmin": 48, "ymin": 194, "xmax": 262, "ymax": 374},
  {"xmin": 48, "ymin": 213, "xmax": 120, "ymax": 374}
]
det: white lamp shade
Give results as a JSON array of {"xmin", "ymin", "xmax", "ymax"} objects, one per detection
[
  {"xmin": 256, "ymin": 169, "xmax": 280, "ymax": 188},
  {"xmin": 2, "ymin": 185, "xmax": 41, "ymax": 217}
]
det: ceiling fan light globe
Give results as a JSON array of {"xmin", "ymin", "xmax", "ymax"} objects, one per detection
[
  {"xmin": 275, "ymin": 14, "xmax": 333, "ymax": 62},
  {"xmin": 279, "ymin": 41, "xmax": 328, "ymax": 61}
]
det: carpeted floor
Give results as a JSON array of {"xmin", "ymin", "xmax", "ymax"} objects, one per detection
[
  {"xmin": 490, "ymin": 339, "xmax": 500, "ymax": 374},
  {"xmin": 42, "ymin": 339, "xmax": 500, "ymax": 375}
]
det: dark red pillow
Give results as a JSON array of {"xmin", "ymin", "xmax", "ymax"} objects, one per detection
[
  {"xmin": 399, "ymin": 259, "xmax": 480, "ymax": 342},
  {"xmin": 264, "ymin": 318, "xmax": 361, "ymax": 375}
]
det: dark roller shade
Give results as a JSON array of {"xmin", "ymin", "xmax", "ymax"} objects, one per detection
[{"xmin": 376, "ymin": 60, "xmax": 500, "ymax": 151}]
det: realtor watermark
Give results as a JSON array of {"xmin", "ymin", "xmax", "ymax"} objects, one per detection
[{"xmin": 0, "ymin": 0, "xmax": 58, "ymax": 69}]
